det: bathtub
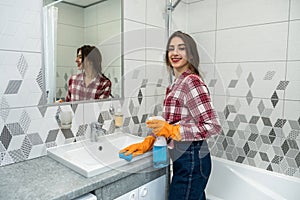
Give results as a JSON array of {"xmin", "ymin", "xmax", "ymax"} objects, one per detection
[{"xmin": 206, "ymin": 156, "xmax": 300, "ymax": 200}]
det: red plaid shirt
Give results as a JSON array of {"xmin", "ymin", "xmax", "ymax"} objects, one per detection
[
  {"xmin": 163, "ymin": 69, "xmax": 221, "ymax": 141},
  {"xmin": 65, "ymin": 73, "xmax": 111, "ymax": 102}
]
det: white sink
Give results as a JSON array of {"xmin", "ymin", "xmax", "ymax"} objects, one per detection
[{"xmin": 47, "ymin": 133, "xmax": 152, "ymax": 177}]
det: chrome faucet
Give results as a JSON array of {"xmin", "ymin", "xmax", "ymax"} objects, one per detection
[{"xmin": 90, "ymin": 122, "xmax": 106, "ymax": 142}]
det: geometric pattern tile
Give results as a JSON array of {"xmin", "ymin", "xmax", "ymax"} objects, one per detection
[
  {"xmin": 9, "ymin": 149, "xmax": 26, "ymax": 163},
  {"xmin": 235, "ymin": 64, "xmax": 243, "ymax": 78},
  {"xmin": 19, "ymin": 110, "xmax": 31, "ymax": 133},
  {"xmin": 0, "ymin": 126, "xmax": 12, "ymax": 150},
  {"xmin": 141, "ymin": 79, "xmax": 148, "ymax": 88},
  {"xmin": 76, "ymin": 124, "xmax": 88, "ymax": 137},
  {"xmin": 208, "ymin": 79, "xmax": 217, "ymax": 87},
  {"xmin": 61, "ymin": 129, "xmax": 74, "ymax": 139},
  {"xmin": 0, "ymin": 66, "xmax": 299, "ymax": 183},
  {"xmin": 138, "ymin": 89, "xmax": 143, "ymax": 105},
  {"xmin": 17, "ymin": 54, "xmax": 28, "ymax": 79},
  {"xmin": 45, "ymin": 129, "xmax": 59, "ymax": 143},
  {"xmin": 247, "ymin": 72, "xmax": 254, "ymax": 87},
  {"xmin": 276, "ymin": 81, "xmax": 289, "ymax": 90},
  {"xmin": 246, "ymin": 90, "xmax": 253, "ymax": 105},
  {"xmin": 36, "ymin": 68, "xmax": 44, "ymax": 91},
  {"xmin": 0, "ymin": 97, "xmax": 10, "ymax": 122},
  {"xmin": 21, "ymin": 136, "xmax": 32, "ymax": 158},
  {"xmin": 6, "ymin": 123, "xmax": 25, "ymax": 136},
  {"xmin": 263, "ymin": 71, "xmax": 276, "ymax": 80},
  {"xmin": 257, "ymin": 100, "xmax": 265, "ymax": 115},
  {"xmin": 271, "ymin": 91, "xmax": 279, "ymax": 108},
  {"xmin": 228, "ymin": 80, "xmax": 238, "ymax": 88},
  {"xmin": 4, "ymin": 80, "xmax": 22, "ymax": 94},
  {"xmin": 27, "ymin": 133, "xmax": 43, "ymax": 145}
]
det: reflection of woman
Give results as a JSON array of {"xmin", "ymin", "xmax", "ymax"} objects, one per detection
[
  {"xmin": 120, "ymin": 31, "xmax": 221, "ymax": 199},
  {"xmin": 65, "ymin": 45, "xmax": 112, "ymax": 102}
]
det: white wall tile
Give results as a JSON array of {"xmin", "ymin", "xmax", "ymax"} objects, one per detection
[
  {"xmin": 57, "ymin": 23, "xmax": 84, "ymax": 46},
  {"xmin": 124, "ymin": 60, "xmax": 146, "ymax": 98},
  {"xmin": 57, "ymin": 3, "xmax": 84, "ymax": 27},
  {"xmin": 84, "ymin": 4, "xmax": 98, "ymax": 27},
  {"xmin": 146, "ymin": 0, "xmax": 166, "ymax": 28},
  {"xmin": 145, "ymin": 26, "xmax": 167, "ymax": 62},
  {"xmin": 285, "ymin": 61, "xmax": 300, "ymax": 100},
  {"xmin": 284, "ymin": 100, "xmax": 300, "ymax": 121},
  {"xmin": 188, "ymin": 0, "xmax": 216, "ymax": 33},
  {"xmin": 100, "ymin": 43, "xmax": 122, "ymax": 68},
  {"xmin": 216, "ymin": 22, "xmax": 288, "ymax": 62},
  {"xmin": 170, "ymin": 1, "xmax": 188, "ymax": 33},
  {"xmin": 291, "ymin": 0, "xmax": 300, "ymax": 20},
  {"xmin": 0, "ymin": 3, "xmax": 42, "ymax": 52},
  {"xmin": 124, "ymin": 0, "xmax": 146, "ymax": 23},
  {"xmin": 144, "ymin": 61, "xmax": 168, "ymax": 97},
  {"xmin": 288, "ymin": 20, "xmax": 300, "ymax": 60},
  {"xmin": 96, "ymin": 0, "xmax": 121, "ymax": 24},
  {"xmin": 192, "ymin": 32, "xmax": 215, "ymax": 64},
  {"xmin": 84, "ymin": 26, "xmax": 98, "ymax": 45},
  {"xmin": 123, "ymin": 20, "xmax": 146, "ymax": 60},
  {"xmin": 217, "ymin": 0, "xmax": 289, "ymax": 29},
  {"xmin": 98, "ymin": 20, "xmax": 122, "ymax": 45},
  {"xmin": 57, "ymin": 45, "xmax": 77, "ymax": 67}
]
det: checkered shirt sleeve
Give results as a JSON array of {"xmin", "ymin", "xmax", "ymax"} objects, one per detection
[{"xmin": 163, "ymin": 72, "xmax": 221, "ymax": 141}]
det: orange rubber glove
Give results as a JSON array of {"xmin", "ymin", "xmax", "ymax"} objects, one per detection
[
  {"xmin": 119, "ymin": 136, "xmax": 156, "ymax": 157},
  {"xmin": 146, "ymin": 119, "xmax": 181, "ymax": 141}
]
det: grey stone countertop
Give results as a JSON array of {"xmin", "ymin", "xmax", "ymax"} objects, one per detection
[{"xmin": 0, "ymin": 154, "xmax": 160, "ymax": 200}]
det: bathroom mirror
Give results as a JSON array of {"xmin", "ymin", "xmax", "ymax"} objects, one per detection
[{"xmin": 43, "ymin": 0, "xmax": 123, "ymax": 103}]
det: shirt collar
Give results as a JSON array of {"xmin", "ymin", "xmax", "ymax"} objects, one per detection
[{"xmin": 174, "ymin": 69, "xmax": 193, "ymax": 83}]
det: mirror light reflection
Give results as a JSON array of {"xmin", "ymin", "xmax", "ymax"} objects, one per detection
[{"xmin": 43, "ymin": 0, "xmax": 122, "ymax": 104}]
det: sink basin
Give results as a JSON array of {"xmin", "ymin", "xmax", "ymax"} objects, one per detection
[{"xmin": 47, "ymin": 133, "xmax": 152, "ymax": 177}]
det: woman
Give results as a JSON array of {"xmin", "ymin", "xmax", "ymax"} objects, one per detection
[
  {"xmin": 65, "ymin": 45, "xmax": 112, "ymax": 102},
  {"xmin": 120, "ymin": 31, "xmax": 221, "ymax": 200}
]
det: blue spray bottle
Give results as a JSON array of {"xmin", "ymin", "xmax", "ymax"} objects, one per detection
[{"xmin": 153, "ymin": 136, "xmax": 169, "ymax": 168}]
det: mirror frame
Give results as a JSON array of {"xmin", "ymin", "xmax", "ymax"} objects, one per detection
[{"xmin": 42, "ymin": 0, "xmax": 124, "ymax": 106}]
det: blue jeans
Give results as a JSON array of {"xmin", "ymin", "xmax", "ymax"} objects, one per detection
[{"xmin": 168, "ymin": 140, "xmax": 211, "ymax": 200}]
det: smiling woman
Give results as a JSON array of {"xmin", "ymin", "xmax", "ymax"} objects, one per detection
[{"xmin": 43, "ymin": 0, "xmax": 123, "ymax": 104}]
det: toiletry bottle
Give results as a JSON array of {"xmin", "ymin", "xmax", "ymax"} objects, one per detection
[
  {"xmin": 114, "ymin": 108, "xmax": 123, "ymax": 128},
  {"xmin": 153, "ymin": 136, "xmax": 168, "ymax": 168}
]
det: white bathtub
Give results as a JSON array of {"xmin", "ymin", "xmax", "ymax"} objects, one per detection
[{"xmin": 206, "ymin": 157, "xmax": 300, "ymax": 200}]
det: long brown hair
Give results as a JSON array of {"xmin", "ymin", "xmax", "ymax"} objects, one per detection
[{"xmin": 165, "ymin": 31, "xmax": 201, "ymax": 77}]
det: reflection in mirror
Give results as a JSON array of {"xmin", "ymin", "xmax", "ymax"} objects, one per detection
[{"xmin": 43, "ymin": 0, "xmax": 122, "ymax": 103}]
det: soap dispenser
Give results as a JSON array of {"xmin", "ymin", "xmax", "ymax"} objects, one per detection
[{"xmin": 153, "ymin": 136, "xmax": 168, "ymax": 168}]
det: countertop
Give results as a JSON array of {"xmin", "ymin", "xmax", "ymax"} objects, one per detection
[{"xmin": 0, "ymin": 155, "xmax": 166, "ymax": 200}]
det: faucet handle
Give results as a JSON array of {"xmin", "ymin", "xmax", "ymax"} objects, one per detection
[{"xmin": 91, "ymin": 122, "xmax": 102, "ymax": 129}]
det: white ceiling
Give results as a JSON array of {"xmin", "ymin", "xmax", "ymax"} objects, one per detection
[{"xmin": 62, "ymin": 0, "xmax": 106, "ymax": 7}]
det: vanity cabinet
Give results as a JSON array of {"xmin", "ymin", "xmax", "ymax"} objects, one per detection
[
  {"xmin": 115, "ymin": 175, "xmax": 166, "ymax": 200},
  {"xmin": 94, "ymin": 166, "xmax": 168, "ymax": 200}
]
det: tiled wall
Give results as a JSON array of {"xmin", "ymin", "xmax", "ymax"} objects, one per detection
[
  {"xmin": 182, "ymin": 0, "xmax": 300, "ymax": 178},
  {"xmin": 122, "ymin": 0, "xmax": 169, "ymax": 135},
  {"xmin": 1, "ymin": 0, "xmax": 299, "ymax": 181}
]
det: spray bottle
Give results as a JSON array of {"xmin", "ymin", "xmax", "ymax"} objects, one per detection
[
  {"xmin": 153, "ymin": 136, "xmax": 169, "ymax": 168},
  {"xmin": 149, "ymin": 116, "xmax": 169, "ymax": 168}
]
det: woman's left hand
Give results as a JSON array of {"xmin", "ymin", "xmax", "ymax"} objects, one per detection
[{"xmin": 146, "ymin": 119, "xmax": 181, "ymax": 141}]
